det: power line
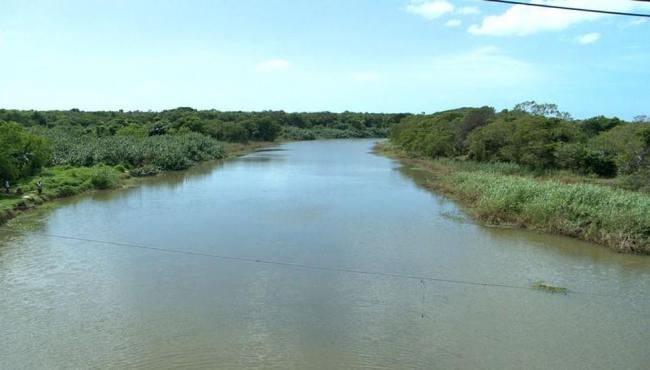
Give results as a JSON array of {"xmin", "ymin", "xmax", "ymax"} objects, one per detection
[
  {"xmin": 482, "ymin": 0, "xmax": 650, "ymax": 18},
  {"xmin": 1, "ymin": 227, "xmax": 643, "ymax": 301}
]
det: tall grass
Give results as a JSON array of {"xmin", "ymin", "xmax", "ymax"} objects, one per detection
[{"xmin": 449, "ymin": 171, "xmax": 650, "ymax": 254}]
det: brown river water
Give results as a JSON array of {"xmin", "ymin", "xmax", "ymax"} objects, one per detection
[{"xmin": 1, "ymin": 139, "xmax": 649, "ymax": 369}]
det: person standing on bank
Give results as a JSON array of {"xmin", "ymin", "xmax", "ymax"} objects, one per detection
[
  {"xmin": 4, "ymin": 180, "xmax": 9, "ymax": 194},
  {"xmin": 36, "ymin": 180, "xmax": 43, "ymax": 195}
]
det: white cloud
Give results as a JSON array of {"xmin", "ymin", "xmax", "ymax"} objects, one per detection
[
  {"xmin": 256, "ymin": 59, "xmax": 290, "ymax": 72},
  {"xmin": 576, "ymin": 32, "xmax": 600, "ymax": 44},
  {"xmin": 445, "ymin": 19, "xmax": 462, "ymax": 27},
  {"xmin": 405, "ymin": 0, "xmax": 454, "ymax": 20},
  {"xmin": 458, "ymin": 6, "xmax": 480, "ymax": 15},
  {"xmin": 469, "ymin": 0, "xmax": 650, "ymax": 36}
]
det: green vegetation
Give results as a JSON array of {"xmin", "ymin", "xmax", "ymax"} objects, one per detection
[
  {"xmin": 30, "ymin": 165, "xmax": 126, "ymax": 197},
  {"xmin": 450, "ymin": 172, "xmax": 650, "ymax": 254},
  {"xmin": 380, "ymin": 142, "xmax": 650, "ymax": 253},
  {"xmin": 0, "ymin": 121, "xmax": 51, "ymax": 181},
  {"xmin": 3, "ymin": 103, "xmax": 649, "ymax": 254},
  {"xmin": 46, "ymin": 131, "xmax": 225, "ymax": 170},
  {"xmin": 2, "ymin": 108, "xmax": 402, "ymax": 144},
  {"xmin": 0, "ymin": 165, "xmax": 126, "ymax": 224},
  {"xmin": 383, "ymin": 103, "xmax": 650, "ymax": 254},
  {"xmin": 532, "ymin": 281, "xmax": 568, "ymax": 294},
  {"xmin": 0, "ymin": 108, "xmax": 405, "ymax": 225},
  {"xmin": 390, "ymin": 103, "xmax": 650, "ymax": 187}
]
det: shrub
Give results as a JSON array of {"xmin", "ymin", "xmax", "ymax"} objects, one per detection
[
  {"xmin": 90, "ymin": 166, "xmax": 118, "ymax": 189},
  {"xmin": 0, "ymin": 121, "xmax": 51, "ymax": 181},
  {"xmin": 45, "ymin": 132, "xmax": 225, "ymax": 171}
]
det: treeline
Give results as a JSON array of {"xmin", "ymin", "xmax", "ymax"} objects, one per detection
[
  {"xmin": 1, "ymin": 108, "xmax": 404, "ymax": 142},
  {"xmin": 0, "ymin": 108, "xmax": 405, "ymax": 183},
  {"xmin": 390, "ymin": 102, "xmax": 650, "ymax": 191}
]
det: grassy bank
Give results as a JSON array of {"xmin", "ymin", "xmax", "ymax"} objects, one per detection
[
  {"xmin": 0, "ymin": 165, "xmax": 127, "ymax": 224},
  {"xmin": 0, "ymin": 141, "xmax": 269, "ymax": 226},
  {"xmin": 376, "ymin": 142, "xmax": 650, "ymax": 255}
]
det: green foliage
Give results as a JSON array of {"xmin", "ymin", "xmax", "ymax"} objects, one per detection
[
  {"xmin": 390, "ymin": 108, "xmax": 481, "ymax": 158},
  {"xmin": 30, "ymin": 166, "xmax": 123, "ymax": 197},
  {"xmin": 45, "ymin": 132, "xmax": 225, "ymax": 171},
  {"xmin": 449, "ymin": 171, "xmax": 650, "ymax": 253},
  {"xmin": 0, "ymin": 108, "xmax": 404, "ymax": 144},
  {"xmin": 0, "ymin": 121, "xmax": 51, "ymax": 181},
  {"xmin": 206, "ymin": 121, "xmax": 251, "ymax": 142},
  {"xmin": 390, "ymin": 102, "xmax": 649, "ymax": 179},
  {"xmin": 468, "ymin": 115, "xmax": 577, "ymax": 170},
  {"xmin": 579, "ymin": 116, "xmax": 621, "ymax": 137},
  {"xmin": 513, "ymin": 101, "xmax": 572, "ymax": 120},
  {"xmin": 116, "ymin": 124, "xmax": 148, "ymax": 137},
  {"xmin": 591, "ymin": 124, "xmax": 647, "ymax": 175},
  {"xmin": 621, "ymin": 169, "xmax": 650, "ymax": 193},
  {"xmin": 282, "ymin": 125, "xmax": 387, "ymax": 140},
  {"xmin": 250, "ymin": 117, "xmax": 281, "ymax": 141},
  {"xmin": 90, "ymin": 166, "xmax": 119, "ymax": 189}
]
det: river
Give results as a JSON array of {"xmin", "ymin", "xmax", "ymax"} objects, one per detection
[{"xmin": 1, "ymin": 139, "xmax": 649, "ymax": 369}]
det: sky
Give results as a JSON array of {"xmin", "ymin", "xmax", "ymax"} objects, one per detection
[{"xmin": 1, "ymin": 0, "xmax": 649, "ymax": 119}]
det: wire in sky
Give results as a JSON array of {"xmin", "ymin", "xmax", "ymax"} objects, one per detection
[{"xmin": 482, "ymin": 0, "xmax": 650, "ymax": 18}]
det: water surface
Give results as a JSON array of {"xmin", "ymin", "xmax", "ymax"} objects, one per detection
[{"xmin": 1, "ymin": 139, "xmax": 649, "ymax": 369}]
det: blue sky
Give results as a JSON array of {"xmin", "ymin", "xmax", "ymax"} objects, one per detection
[{"xmin": 1, "ymin": 0, "xmax": 649, "ymax": 119}]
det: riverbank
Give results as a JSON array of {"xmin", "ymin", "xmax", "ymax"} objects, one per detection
[
  {"xmin": 0, "ymin": 141, "xmax": 274, "ymax": 226},
  {"xmin": 375, "ymin": 142, "xmax": 650, "ymax": 255}
]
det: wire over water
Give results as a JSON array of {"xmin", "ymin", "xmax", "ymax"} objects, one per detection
[{"xmin": 1, "ymin": 226, "xmax": 645, "ymax": 302}]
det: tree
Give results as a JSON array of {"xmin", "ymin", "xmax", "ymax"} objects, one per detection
[
  {"xmin": 579, "ymin": 116, "xmax": 622, "ymax": 137},
  {"xmin": 0, "ymin": 121, "xmax": 51, "ymax": 181},
  {"xmin": 456, "ymin": 106, "xmax": 495, "ymax": 150},
  {"xmin": 592, "ymin": 125, "xmax": 646, "ymax": 175},
  {"xmin": 513, "ymin": 101, "xmax": 572, "ymax": 120},
  {"xmin": 252, "ymin": 117, "xmax": 281, "ymax": 141},
  {"xmin": 468, "ymin": 115, "xmax": 577, "ymax": 169},
  {"xmin": 633, "ymin": 115, "xmax": 649, "ymax": 123}
]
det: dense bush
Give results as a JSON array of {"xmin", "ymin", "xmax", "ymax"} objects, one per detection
[
  {"xmin": 46, "ymin": 132, "xmax": 225, "ymax": 171},
  {"xmin": 90, "ymin": 166, "xmax": 119, "ymax": 189},
  {"xmin": 282, "ymin": 125, "xmax": 388, "ymax": 140},
  {"xmin": 390, "ymin": 107, "xmax": 495, "ymax": 159},
  {"xmin": 591, "ymin": 124, "xmax": 648, "ymax": 175},
  {"xmin": 0, "ymin": 108, "xmax": 404, "ymax": 144},
  {"xmin": 468, "ymin": 114, "xmax": 578, "ymax": 170},
  {"xmin": 0, "ymin": 121, "xmax": 51, "ymax": 181},
  {"xmin": 390, "ymin": 103, "xmax": 650, "ymax": 179},
  {"xmin": 0, "ymin": 108, "xmax": 407, "ymax": 187}
]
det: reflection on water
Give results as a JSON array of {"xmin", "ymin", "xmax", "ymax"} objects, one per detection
[{"xmin": 1, "ymin": 139, "xmax": 649, "ymax": 370}]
